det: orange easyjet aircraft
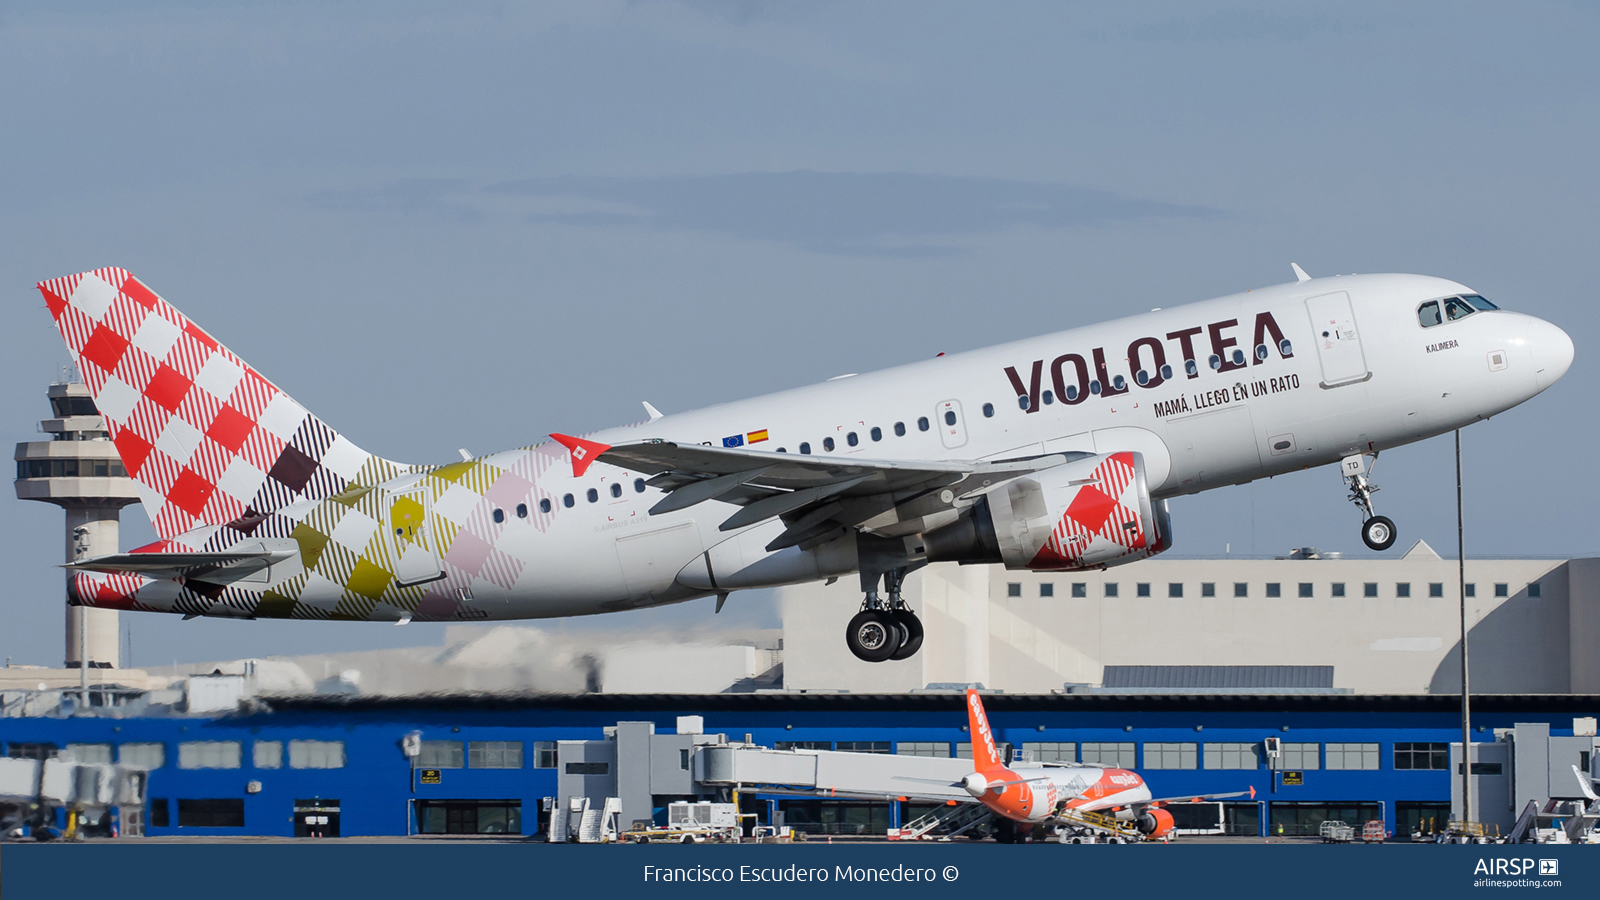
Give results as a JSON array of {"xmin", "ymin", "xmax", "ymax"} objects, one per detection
[{"xmin": 954, "ymin": 689, "xmax": 1254, "ymax": 842}]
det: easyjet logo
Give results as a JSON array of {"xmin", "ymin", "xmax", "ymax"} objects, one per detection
[
  {"xmin": 969, "ymin": 693, "xmax": 997, "ymax": 763},
  {"xmin": 1107, "ymin": 773, "xmax": 1140, "ymax": 787}
]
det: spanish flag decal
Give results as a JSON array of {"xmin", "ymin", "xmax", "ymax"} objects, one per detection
[{"xmin": 747, "ymin": 429, "xmax": 770, "ymax": 444}]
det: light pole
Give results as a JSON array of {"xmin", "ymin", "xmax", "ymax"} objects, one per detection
[{"xmin": 1456, "ymin": 429, "xmax": 1471, "ymax": 826}]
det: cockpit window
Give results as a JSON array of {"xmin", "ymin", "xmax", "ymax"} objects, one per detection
[
  {"xmin": 1462, "ymin": 294, "xmax": 1498, "ymax": 311},
  {"xmin": 1418, "ymin": 300, "xmax": 1442, "ymax": 328},
  {"xmin": 1444, "ymin": 296, "xmax": 1476, "ymax": 321}
]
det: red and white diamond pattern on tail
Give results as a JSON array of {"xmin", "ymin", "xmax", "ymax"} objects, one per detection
[
  {"xmin": 1029, "ymin": 452, "xmax": 1151, "ymax": 570},
  {"xmin": 37, "ymin": 268, "xmax": 372, "ymax": 540}
]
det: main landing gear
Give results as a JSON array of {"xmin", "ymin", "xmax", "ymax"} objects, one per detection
[
  {"xmin": 1343, "ymin": 452, "xmax": 1397, "ymax": 552},
  {"xmin": 846, "ymin": 566, "xmax": 924, "ymax": 663}
]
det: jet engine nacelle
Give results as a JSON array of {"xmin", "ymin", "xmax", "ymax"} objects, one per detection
[
  {"xmin": 922, "ymin": 451, "xmax": 1172, "ymax": 571},
  {"xmin": 1136, "ymin": 806, "xmax": 1175, "ymax": 837}
]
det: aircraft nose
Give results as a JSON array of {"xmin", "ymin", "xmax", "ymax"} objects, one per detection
[{"xmin": 1530, "ymin": 316, "xmax": 1575, "ymax": 389}]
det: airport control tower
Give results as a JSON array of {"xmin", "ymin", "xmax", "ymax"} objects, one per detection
[{"xmin": 14, "ymin": 378, "xmax": 139, "ymax": 668}]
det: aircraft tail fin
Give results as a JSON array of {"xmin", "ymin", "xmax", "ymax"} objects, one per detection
[
  {"xmin": 965, "ymin": 688, "xmax": 1006, "ymax": 773},
  {"xmin": 35, "ymin": 268, "xmax": 402, "ymax": 539}
]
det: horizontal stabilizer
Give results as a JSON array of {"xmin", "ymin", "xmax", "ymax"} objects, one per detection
[{"xmin": 66, "ymin": 540, "xmax": 298, "ymax": 582}]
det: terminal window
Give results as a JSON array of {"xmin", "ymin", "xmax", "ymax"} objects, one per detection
[
  {"xmin": 1298, "ymin": 583, "xmax": 1313, "ymax": 598},
  {"xmin": 1233, "ymin": 583, "xmax": 1247, "ymax": 598},
  {"xmin": 1072, "ymin": 583, "xmax": 1087, "ymax": 598},
  {"xmin": 1364, "ymin": 583, "xmax": 1378, "ymax": 598},
  {"xmin": 838, "ymin": 741, "xmax": 890, "ymax": 754},
  {"xmin": 1039, "ymin": 582, "xmax": 1054, "ymax": 598},
  {"xmin": 1279, "ymin": 742, "xmax": 1320, "ymax": 770},
  {"xmin": 1168, "ymin": 583, "xmax": 1183, "ymax": 598},
  {"xmin": 1465, "ymin": 583, "xmax": 1476, "ymax": 597},
  {"xmin": 1330, "ymin": 583, "xmax": 1346, "ymax": 597},
  {"xmin": 565, "ymin": 762, "xmax": 609, "ymax": 775},
  {"xmin": 1143, "ymin": 742, "xmax": 1197, "ymax": 769},
  {"xmin": 469, "ymin": 741, "xmax": 523, "ymax": 769},
  {"xmin": 118, "ymin": 743, "xmax": 165, "ymax": 770},
  {"xmin": 896, "ymin": 742, "xmax": 951, "ymax": 758},
  {"xmin": 418, "ymin": 740, "xmax": 464, "ymax": 769},
  {"xmin": 1022, "ymin": 742, "xmax": 1076, "ymax": 763},
  {"xmin": 1201, "ymin": 582, "xmax": 1216, "ymax": 597},
  {"xmin": 290, "ymin": 741, "xmax": 346, "ymax": 769},
  {"xmin": 178, "ymin": 741, "xmax": 241, "ymax": 770},
  {"xmin": 1394, "ymin": 742, "xmax": 1449, "ymax": 770},
  {"xmin": 253, "ymin": 741, "xmax": 282, "ymax": 769},
  {"xmin": 777, "ymin": 741, "xmax": 830, "ymax": 751},
  {"xmin": 177, "ymin": 798, "xmax": 244, "ymax": 828},
  {"xmin": 1265, "ymin": 583, "xmax": 1281, "ymax": 598},
  {"xmin": 1080, "ymin": 742, "xmax": 1136, "ymax": 768},
  {"xmin": 1136, "ymin": 583, "xmax": 1151, "ymax": 597},
  {"xmin": 1429, "ymin": 583, "xmax": 1444, "ymax": 597},
  {"xmin": 1325, "ymin": 742, "xmax": 1379, "ymax": 770},
  {"xmin": 6, "ymin": 743, "xmax": 57, "ymax": 760},
  {"xmin": 1395, "ymin": 582, "xmax": 1411, "ymax": 598},
  {"xmin": 65, "ymin": 743, "xmax": 112, "ymax": 764},
  {"xmin": 1104, "ymin": 583, "xmax": 1119, "ymax": 598},
  {"xmin": 148, "ymin": 798, "xmax": 169, "ymax": 828},
  {"xmin": 1494, "ymin": 583, "xmax": 1508, "ymax": 597},
  {"xmin": 1007, "ymin": 583, "xmax": 1022, "ymax": 598},
  {"xmin": 533, "ymin": 741, "xmax": 558, "ymax": 768},
  {"xmin": 956, "ymin": 742, "xmax": 1013, "ymax": 761},
  {"xmin": 1204, "ymin": 742, "xmax": 1258, "ymax": 770},
  {"xmin": 1529, "ymin": 582, "xmax": 1542, "ymax": 597}
]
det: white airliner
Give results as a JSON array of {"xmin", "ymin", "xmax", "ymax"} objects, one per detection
[{"xmin": 39, "ymin": 266, "xmax": 1572, "ymax": 662}]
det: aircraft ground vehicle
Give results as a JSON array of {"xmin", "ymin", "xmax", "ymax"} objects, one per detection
[{"xmin": 38, "ymin": 266, "xmax": 1572, "ymax": 661}]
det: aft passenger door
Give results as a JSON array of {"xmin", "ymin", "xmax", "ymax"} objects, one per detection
[
  {"xmin": 1305, "ymin": 292, "xmax": 1370, "ymax": 387},
  {"xmin": 386, "ymin": 488, "xmax": 444, "ymax": 586}
]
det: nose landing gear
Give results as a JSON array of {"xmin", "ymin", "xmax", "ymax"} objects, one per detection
[
  {"xmin": 845, "ymin": 565, "xmax": 924, "ymax": 662},
  {"xmin": 1343, "ymin": 452, "xmax": 1397, "ymax": 551}
]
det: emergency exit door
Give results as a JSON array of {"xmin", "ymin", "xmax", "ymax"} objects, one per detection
[
  {"xmin": 386, "ymin": 488, "xmax": 444, "ymax": 585},
  {"xmin": 1304, "ymin": 291, "xmax": 1369, "ymax": 387}
]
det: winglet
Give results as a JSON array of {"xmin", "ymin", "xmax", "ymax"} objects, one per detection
[
  {"xmin": 965, "ymin": 689, "xmax": 1005, "ymax": 773},
  {"xmin": 642, "ymin": 401, "xmax": 664, "ymax": 421},
  {"xmin": 550, "ymin": 433, "xmax": 611, "ymax": 477},
  {"xmin": 1291, "ymin": 262, "xmax": 1311, "ymax": 283}
]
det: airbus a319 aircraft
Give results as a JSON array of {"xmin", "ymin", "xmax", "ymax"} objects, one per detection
[{"xmin": 38, "ymin": 266, "xmax": 1571, "ymax": 662}]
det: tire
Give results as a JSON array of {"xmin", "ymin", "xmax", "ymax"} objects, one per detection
[
  {"xmin": 1362, "ymin": 515, "xmax": 1397, "ymax": 551},
  {"xmin": 888, "ymin": 610, "xmax": 924, "ymax": 660},
  {"xmin": 846, "ymin": 609, "xmax": 902, "ymax": 662}
]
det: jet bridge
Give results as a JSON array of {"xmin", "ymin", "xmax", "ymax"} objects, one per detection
[{"xmin": 695, "ymin": 744, "xmax": 973, "ymax": 801}]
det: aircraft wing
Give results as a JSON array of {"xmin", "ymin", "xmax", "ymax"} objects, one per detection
[
  {"xmin": 1144, "ymin": 787, "xmax": 1258, "ymax": 805},
  {"xmin": 568, "ymin": 435, "xmax": 1087, "ymax": 552}
]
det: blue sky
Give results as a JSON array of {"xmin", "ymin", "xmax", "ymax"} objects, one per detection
[{"xmin": 2, "ymin": 1, "xmax": 1596, "ymax": 666}]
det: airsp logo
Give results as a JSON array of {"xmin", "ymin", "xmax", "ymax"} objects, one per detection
[{"xmin": 1473, "ymin": 858, "xmax": 1554, "ymax": 876}]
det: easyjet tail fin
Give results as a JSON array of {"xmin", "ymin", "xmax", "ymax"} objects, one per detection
[
  {"xmin": 35, "ymin": 269, "xmax": 404, "ymax": 540},
  {"xmin": 965, "ymin": 688, "xmax": 1006, "ymax": 773}
]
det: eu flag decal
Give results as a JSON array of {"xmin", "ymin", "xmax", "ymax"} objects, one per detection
[{"xmin": 723, "ymin": 435, "xmax": 745, "ymax": 448}]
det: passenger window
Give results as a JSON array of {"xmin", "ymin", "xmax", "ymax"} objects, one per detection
[
  {"xmin": 492, "ymin": 509, "xmax": 505, "ymax": 524},
  {"xmin": 943, "ymin": 411, "xmax": 957, "ymax": 426},
  {"xmin": 1418, "ymin": 301, "xmax": 1442, "ymax": 327},
  {"xmin": 982, "ymin": 403, "xmax": 995, "ymax": 418},
  {"xmin": 540, "ymin": 498, "xmax": 552, "ymax": 514},
  {"xmin": 800, "ymin": 442, "xmax": 811, "ymax": 454},
  {"xmin": 586, "ymin": 488, "xmax": 598, "ymax": 503},
  {"xmin": 1463, "ymin": 294, "xmax": 1498, "ymax": 311},
  {"xmin": 823, "ymin": 437, "xmax": 835, "ymax": 452},
  {"xmin": 1444, "ymin": 297, "xmax": 1475, "ymax": 321},
  {"xmin": 1064, "ymin": 385, "xmax": 1079, "ymax": 401},
  {"xmin": 1185, "ymin": 359, "xmax": 1198, "ymax": 377},
  {"xmin": 846, "ymin": 432, "xmax": 858, "ymax": 447},
  {"xmin": 894, "ymin": 422, "xmax": 906, "ymax": 437},
  {"xmin": 1159, "ymin": 365, "xmax": 1173, "ymax": 380},
  {"xmin": 1016, "ymin": 396, "xmax": 1028, "ymax": 410},
  {"xmin": 634, "ymin": 478, "xmax": 646, "ymax": 493},
  {"xmin": 1042, "ymin": 390, "xmax": 1054, "ymax": 405},
  {"xmin": 1089, "ymin": 380, "xmax": 1102, "ymax": 395},
  {"xmin": 516, "ymin": 503, "xmax": 528, "ymax": 518},
  {"xmin": 870, "ymin": 427, "xmax": 882, "ymax": 442},
  {"xmin": 610, "ymin": 483, "xmax": 622, "ymax": 498},
  {"xmin": 563, "ymin": 494, "xmax": 574, "ymax": 508},
  {"xmin": 917, "ymin": 417, "xmax": 930, "ymax": 432},
  {"xmin": 1112, "ymin": 375, "xmax": 1127, "ymax": 391}
]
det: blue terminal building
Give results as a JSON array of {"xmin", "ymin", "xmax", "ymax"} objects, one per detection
[{"xmin": 3, "ymin": 691, "xmax": 1596, "ymax": 840}]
